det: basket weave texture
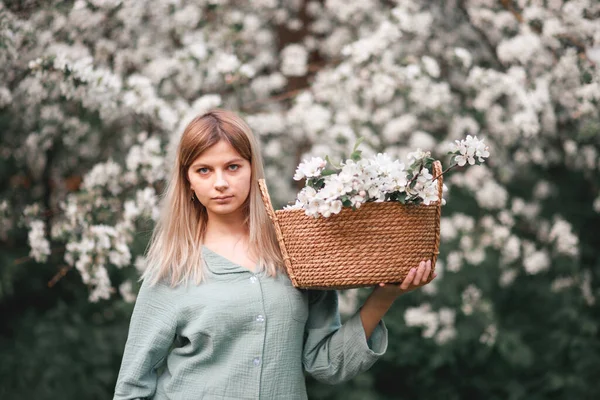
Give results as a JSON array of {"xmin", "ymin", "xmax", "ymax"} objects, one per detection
[{"xmin": 259, "ymin": 161, "xmax": 443, "ymax": 290}]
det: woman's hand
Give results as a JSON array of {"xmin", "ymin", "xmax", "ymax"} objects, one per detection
[
  {"xmin": 372, "ymin": 260, "xmax": 437, "ymax": 301},
  {"xmin": 359, "ymin": 260, "xmax": 437, "ymax": 340}
]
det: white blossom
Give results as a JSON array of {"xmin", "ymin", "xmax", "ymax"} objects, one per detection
[
  {"xmin": 523, "ymin": 250, "xmax": 550, "ymax": 275},
  {"xmin": 88, "ymin": 265, "xmax": 112, "ymax": 302},
  {"xmin": 28, "ymin": 220, "xmax": 51, "ymax": 262},
  {"xmin": 497, "ymin": 32, "xmax": 544, "ymax": 65},
  {"xmin": 501, "ymin": 235, "xmax": 521, "ymax": 265},
  {"xmin": 404, "ymin": 304, "xmax": 457, "ymax": 344},
  {"xmin": 404, "ymin": 304, "xmax": 438, "ymax": 338},
  {"xmin": 479, "ymin": 324, "xmax": 497, "ymax": 346},
  {"xmin": 0, "ymin": 86, "xmax": 12, "ymax": 107},
  {"xmin": 449, "ymin": 135, "xmax": 490, "ymax": 166},
  {"xmin": 475, "ymin": 180, "xmax": 508, "ymax": 210},
  {"xmin": 548, "ymin": 218, "xmax": 579, "ymax": 257},
  {"xmin": 7, "ymin": 0, "xmax": 596, "ymax": 308},
  {"xmin": 453, "ymin": 47, "xmax": 472, "ymax": 68},
  {"xmin": 214, "ymin": 53, "xmax": 240, "ymax": 74},
  {"xmin": 461, "ymin": 284, "xmax": 482, "ymax": 315},
  {"xmin": 280, "ymin": 44, "xmax": 308, "ymax": 76},
  {"xmin": 551, "ymin": 276, "xmax": 575, "ymax": 293},
  {"xmin": 421, "ymin": 56, "xmax": 440, "ymax": 78},
  {"xmin": 446, "ymin": 251, "xmax": 463, "ymax": 272},
  {"xmin": 119, "ymin": 280, "xmax": 137, "ymax": 303},
  {"xmin": 499, "ymin": 269, "xmax": 518, "ymax": 287},
  {"xmin": 82, "ymin": 159, "xmax": 123, "ymax": 195},
  {"xmin": 406, "ymin": 148, "xmax": 430, "ymax": 164},
  {"xmin": 293, "ymin": 157, "xmax": 327, "ymax": 180}
]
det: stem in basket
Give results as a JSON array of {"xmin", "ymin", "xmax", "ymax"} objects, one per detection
[
  {"xmin": 406, "ymin": 163, "xmax": 424, "ymax": 189},
  {"xmin": 431, "ymin": 163, "xmax": 460, "ymax": 182}
]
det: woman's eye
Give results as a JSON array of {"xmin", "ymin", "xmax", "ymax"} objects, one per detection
[
  {"xmin": 228, "ymin": 164, "xmax": 240, "ymax": 171},
  {"xmin": 198, "ymin": 168, "xmax": 209, "ymax": 174}
]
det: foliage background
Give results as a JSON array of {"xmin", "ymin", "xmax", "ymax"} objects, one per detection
[{"xmin": 1, "ymin": 0, "xmax": 599, "ymax": 399}]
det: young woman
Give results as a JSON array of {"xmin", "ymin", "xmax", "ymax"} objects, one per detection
[{"xmin": 113, "ymin": 109, "xmax": 436, "ymax": 399}]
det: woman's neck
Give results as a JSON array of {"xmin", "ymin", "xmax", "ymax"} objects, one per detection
[{"xmin": 204, "ymin": 213, "xmax": 248, "ymax": 245}]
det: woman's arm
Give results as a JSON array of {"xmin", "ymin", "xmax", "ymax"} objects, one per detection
[
  {"xmin": 113, "ymin": 278, "xmax": 177, "ymax": 400},
  {"xmin": 301, "ymin": 289, "xmax": 388, "ymax": 385},
  {"xmin": 360, "ymin": 260, "xmax": 436, "ymax": 340},
  {"xmin": 302, "ymin": 260, "xmax": 436, "ymax": 384}
]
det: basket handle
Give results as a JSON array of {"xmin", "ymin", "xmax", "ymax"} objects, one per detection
[
  {"xmin": 257, "ymin": 179, "xmax": 297, "ymax": 284},
  {"xmin": 430, "ymin": 160, "xmax": 443, "ymax": 280},
  {"xmin": 432, "ymin": 160, "xmax": 443, "ymax": 204},
  {"xmin": 258, "ymin": 178, "xmax": 278, "ymax": 226}
]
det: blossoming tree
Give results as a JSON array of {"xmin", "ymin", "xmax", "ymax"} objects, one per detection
[{"xmin": 1, "ymin": 0, "xmax": 599, "ymax": 398}]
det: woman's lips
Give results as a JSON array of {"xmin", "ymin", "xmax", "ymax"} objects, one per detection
[{"xmin": 213, "ymin": 195, "xmax": 233, "ymax": 201}]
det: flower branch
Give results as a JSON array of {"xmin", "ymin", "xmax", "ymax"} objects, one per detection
[{"xmin": 287, "ymin": 135, "xmax": 490, "ymax": 218}]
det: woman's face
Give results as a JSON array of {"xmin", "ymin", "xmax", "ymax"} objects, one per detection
[{"xmin": 187, "ymin": 140, "xmax": 252, "ymax": 218}]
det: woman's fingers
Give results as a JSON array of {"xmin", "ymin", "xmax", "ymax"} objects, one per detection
[
  {"xmin": 424, "ymin": 260, "xmax": 432, "ymax": 283},
  {"xmin": 380, "ymin": 260, "xmax": 436, "ymax": 290},
  {"xmin": 400, "ymin": 267, "xmax": 417, "ymax": 290},
  {"xmin": 413, "ymin": 261, "xmax": 426, "ymax": 285}
]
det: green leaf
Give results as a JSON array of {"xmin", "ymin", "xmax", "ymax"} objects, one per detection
[
  {"xmin": 313, "ymin": 178, "xmax": 325, "ymax": 190},
  {"xmin": 325, "ymin": 155, "xmax": 342, "ymax": 169},
  {"xmin": 352, "ymin": 137, "xmax": 364, "ymax": 152},
  {"xmin": 409, "ymin": 160, "xmax": 422, "ymax": 170},
  {"xmin": 307, "ymin": 177, "xmax": 325, "ymax": 190},
  {"xmin": 320, "ymin": 169, "xmax": 338, "ymax": 176}
]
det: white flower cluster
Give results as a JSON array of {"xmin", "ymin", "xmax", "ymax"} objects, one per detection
[
  {"xmin": 27, "ymin": 219, "xmax": 51, "ymax": 262},
  {"xmin": 461, "ymin": 284, "xmax": 488, "ymax": 316},
  {"xmin": 449, "ymin": 135, "xmax": 490, "ymax": 167},
  {"xmin": 50, "ymin": 54, "xmax": 123, "ymax": 121},
  {"xmin": 119, "ymin": 280, "xmax": 137, "ymax": 303},
  {"xmin": 292, "ymin": 156, "xmax": 327, "ymax": 181},
  {"xmin": 280, "ymin": 44, "xmax": 308, "ymax": 76},
  {"xmin": 548, "ymin": 218, "xmax": 579, "ymax": 257},
  {"xmin": 479, "ymin": 324, "xmax": 497, "ymax": 347},
  {"xmin": 64, "ymin": 224, "xmax": 132, "ymax": 302},
  {"xmin": 288, "ymin": 152, "xmax": 431, "ymax": 218},
  {"xmin": 123, "ymin": 187, "xmax": 161, "ymax": 223},
  {"xmin": 404, "ymin": 304, "xmax": 457, "ymax": 345},
  {"xmin": 4, "ymin": 0, "xmax": 596, "ymax": 312},
  {"xmin": 522, "ymin": 245, "xmax": 550, "ymax": 275},
  {"xmin": 82, "ymin": 159, "xmax": 123, "ymax": 195},
  {"xmin": 288, "ymin": 137, "xmax": 486, "ymax": 217},
  {"xmin": 124, "ymin": 132, "xmax": 166, "ymax": 185}
]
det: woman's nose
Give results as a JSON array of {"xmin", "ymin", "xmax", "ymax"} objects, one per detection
[{"xmin": 214, "ymin": 173, "xmax": 229, "ymax": 191}]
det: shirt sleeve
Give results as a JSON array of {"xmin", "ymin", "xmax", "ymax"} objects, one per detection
[
  {"xmin": 301, "ymin": 289, "xmax": 388, "ymax": 385},
  {"xmin": 113, "ymin": 278, "xmax": 177, "ymax": 400}
]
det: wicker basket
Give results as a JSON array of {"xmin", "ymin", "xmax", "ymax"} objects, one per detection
[{"xmin": 258, "ymin": 161, "xmax": 443, "ymax": 290}]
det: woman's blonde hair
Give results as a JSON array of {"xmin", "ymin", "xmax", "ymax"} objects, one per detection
[{"xmin": 142, "ymin": 109, "xmax": 284, "ymax": 286}]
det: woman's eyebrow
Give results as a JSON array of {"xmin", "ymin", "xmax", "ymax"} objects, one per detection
[{"xmin": 191, "ymin": 158, "xmax": 245, "ymax": 169}]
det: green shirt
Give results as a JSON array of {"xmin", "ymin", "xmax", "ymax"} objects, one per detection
[{"xmin": 114, "ymin": 246, "xmax": 388, "ymax": 399}]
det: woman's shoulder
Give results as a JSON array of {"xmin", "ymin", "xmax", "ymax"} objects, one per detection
[{"xmin": 137, "ymin": 275, "xmax": 191, "ymax": 301}]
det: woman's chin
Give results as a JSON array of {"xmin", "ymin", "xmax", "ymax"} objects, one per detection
[{"xmin": 207, "ymin": 204, "xmax": 243, "ymax": 216}]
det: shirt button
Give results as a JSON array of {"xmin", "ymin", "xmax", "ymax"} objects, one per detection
[
  {"xmin": 253, "ymin": 357, "xmax": 261, "ymax": 366},
  {"xmin": 256, "ymin": 314, "xmax": 265, "ymax": 322},
  {"xmin": 249, "ymin": 276, "xmax": 258, "ymax": 283}
]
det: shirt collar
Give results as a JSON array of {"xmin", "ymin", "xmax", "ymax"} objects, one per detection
[{"xmin": 202, "ymin": 246, "xmax": 258, "ymax": 275}]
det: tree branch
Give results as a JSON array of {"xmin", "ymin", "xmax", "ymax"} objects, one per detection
[{"xmin": 457, "ymin": 0, "xmax": 506, "ymax": 71}]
